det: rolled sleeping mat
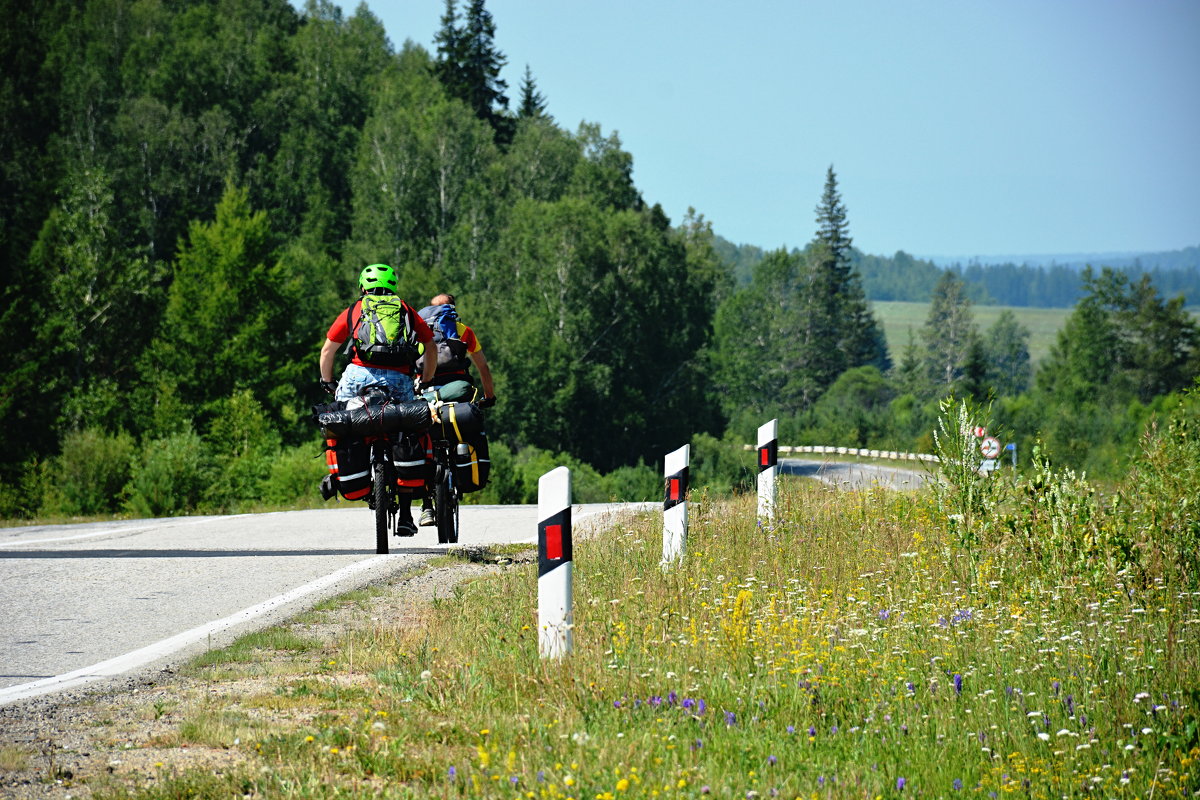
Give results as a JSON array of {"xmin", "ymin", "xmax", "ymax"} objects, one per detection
[
  {"xmin": 314, "ymin": 398, "xmax": 433, "ymax": 439},
  {"xmin": 420, "ymin": 379, "xmax": 474, "ymax": 403}
]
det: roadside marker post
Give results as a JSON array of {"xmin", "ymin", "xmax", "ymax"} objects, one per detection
[
  {"xmin": 757, "ymin": 419, "xmax": 778, "ymax": 523},
  {"xmin": 537, "ymin": 466, "xmax": 573, "ymax": 659},
  {"xmin": 661, "ymin": 444, "xmax": 690, "ymax": 567}
]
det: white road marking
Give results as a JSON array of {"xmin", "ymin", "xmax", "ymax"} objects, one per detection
[
  {"xmin": 0, "ymin": 553, "xmax": 390, "ymax": 706},
  {"xmin": 0, "ymin": 516, "xmax": 250, "ymax": 548}
]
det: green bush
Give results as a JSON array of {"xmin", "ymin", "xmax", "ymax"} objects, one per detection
[
  {"xmin": 1119, "ymin": 388, "xmax": 1200, "ymax": 588},
  {"xmin": 597, "ymin": 460, "xmax": 660, "ymax": 502},
  {"xmin": 202, "ymin": 391, "xmax": 283, "ymax": 510},
  {"xmin": 259, "ymin": 444, "xmax": 328, "ymax": 507},
  {"xmin": 41, "ymin": 427, "xmax": 136, "ymax": 516},
  {"xmin": 0, "ymin": 458, "xmax": 47, "ymax": 520},
  {"xmin": 689, "ymin": 430, "xmax": 755, "ymax": 495},
  {"xmin": 125, "ymin": 430, "xmax": 213, "ymax": 518}
]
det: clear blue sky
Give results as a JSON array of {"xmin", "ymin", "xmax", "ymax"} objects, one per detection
[{"xmin": 345, "ymin": 0, "xmax": 1198, "ymax": 260}]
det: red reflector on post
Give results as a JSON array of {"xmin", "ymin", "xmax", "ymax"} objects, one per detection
[
  {"xmin": 759, "ymin": 448, "xmax": 769, "ymax": 466},
  {"xmin": 545, "ymin": 524, "xmax": 563, "ymax": 560},
  {"xmin": 669, "ymin": 478, "xmax": 681, "ymax": 501}
]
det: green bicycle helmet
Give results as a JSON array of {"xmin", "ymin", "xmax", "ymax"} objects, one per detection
[{"xmin": 359, "ymin": 263, "xmax": 399, "ymax": 294}]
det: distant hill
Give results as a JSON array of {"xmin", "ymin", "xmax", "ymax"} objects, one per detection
[
  {"xmin": 923, "ymin": 246, "xmax": 1200, "ymax": 272},
  {"xmin": 713, "ymin": 236, "xmax": 1200, "ymax": 308}
]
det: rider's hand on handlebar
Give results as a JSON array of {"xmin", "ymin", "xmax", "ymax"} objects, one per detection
[
  {"xmin": 320, "ymin": 378, "xmax": 338, "ymax": 396},
  {"xmin": 477, "ymin": 395, "xmax": 496, "ymax": 409}
]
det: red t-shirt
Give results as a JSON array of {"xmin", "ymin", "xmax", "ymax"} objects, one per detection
[{"xmin": 327, "ymin": 297, "xmax": 434, "ymax": 374}]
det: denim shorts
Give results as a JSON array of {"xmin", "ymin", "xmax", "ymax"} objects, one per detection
[{"xmin": 336, "ymin": 363, "xmax": 415, "ymax": 402}]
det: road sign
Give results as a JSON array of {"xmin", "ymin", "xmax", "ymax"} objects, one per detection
[
  {"xmin": 980, "ymin": 437, "xmax": 1001, "ymax": 459},
  {"xmin": 973, "ymin": 426, "xmax": 987, "ymax": 438}
]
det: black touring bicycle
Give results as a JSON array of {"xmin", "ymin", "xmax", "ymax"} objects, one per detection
[{"xmin": 313, "ymin": 388, "xmax": 490, "ymax": 553}]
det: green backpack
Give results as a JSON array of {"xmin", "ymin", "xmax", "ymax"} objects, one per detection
[{"xmin": 344, "ymin": 294, "xmax": 419, "ymax": 367}]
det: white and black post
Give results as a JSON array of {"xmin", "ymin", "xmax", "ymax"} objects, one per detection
[
  {"xmin": 757, "ymin": 419, "xmax": 778, "ymax": 523},
  {"xmin": 537, "ymin": 466, "xmax": 573, "ymax": 659},
  {"xmin": 661, "ymin": 444, "xmax": 690, "ymax": 567}
]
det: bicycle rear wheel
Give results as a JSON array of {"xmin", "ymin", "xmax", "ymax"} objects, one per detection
[
  {"xmin": 435, "ymin": 465, "xmax": 459, "ymax": 544},
  {"xmin": 374, "ymin": 463, "xmax": 390, "ymax": 554}
]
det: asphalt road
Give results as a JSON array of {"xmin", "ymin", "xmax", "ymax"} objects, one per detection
[
  {"xmin": 0, "ymin": 460, "xmax": 920, "ymax": 707},
  {"xmin": 779, "ymin": 458, "xmax": 930, "ymax": 490},
  {"xmin": 0, "ymin": 502, "xmax": 643, "ymax": 706}
]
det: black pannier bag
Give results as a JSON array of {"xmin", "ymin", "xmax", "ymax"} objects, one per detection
[
  {"xmin": 312, "ymin": 397, "xmax": 432, "ymax": 439},
  {"xmin": 333, "ymin": 439, "xmax": 371, "ymax": 500},
  {"xmin": 454, "ymin": 430, "xmax": 490, "ymax": 493},
  {"xmin": 393, "ymin": 433, "xmax": 432, "ymax": 486},
  {"xmin": 433, "ymin": 401, "xmax": 484, "ymax": 443}
]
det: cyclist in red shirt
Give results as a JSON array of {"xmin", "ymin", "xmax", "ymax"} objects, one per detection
[{"xmin": 319, "ymin": 264, "xmax": 436, "ymax": 401}]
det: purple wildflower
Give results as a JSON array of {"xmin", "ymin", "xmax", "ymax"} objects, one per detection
[
  {"xmin": 830, "ymin": 725, "xmax": 838, "ymax": 734},
  {"xmin": 897, "ymin": 777, "xmax": 906, "ymax": 791},
  {"xmin": 808, "ymin": 725, "xmax": 816, "ymax": 738},
  {"xmin": 954, "ymin": 674, "xmax": 963, "ymax": 695},
  {"xmin": 1052, "ymin": 680, "xmax": 1060, "ymax": 696},
  {"xmin": 1065, "ymin": 694, "xmax": 1075, "ymax": 717},
  {"xmin": 510, "ymin": 776, "xmax": 519, "ymax": 785},
  {"xmin": 768, "ymin": 755, "xmax": 777, "ymax": 766},
  {"xmin": 725, "ymin": 710, "xmax": 737, "ymax": 726},
  {"xmin": 818, "ymin": 777, "xmax": 826, "ymax": 788},
  {"xmin": 682, "ymin": 698, "xmax": 695, "ymax": 710},
  {"xmin": 879, "ymin": 609, "xmax": 890, "ymax": 620},
  {"xmin": 537, "ymin": 771, "xmax": 545, "ymax": 782},
  {"xmin": 649, "ymin": 695, "xmax": 663, "ymax": 707},
  {"xmin": 953, "ymin": 779, "xmax": 963, "ymax": 791},
  {"xmin": 701, "ymin": 785, "xmax": 711, "ymax": 794},
  {"xmin": 786, "ymin": 725, "xmax": 795, "ymax": 734},
  {"xmin": 691, "ymin": 738, "xmax": 703, "ymax": 751},
  {"xmin": 613, "ymin": 700, "xmax": 621, "ymax": 708},
  {"xmin": 698, "ymin": 699, "xmax": 707, "ymax": 714},
  {"xmin": 668, "ymin": 690, "xmax": 678, "ymax": 705},
  {"xmin": 448, "ymin": 766, "xmax": 457, "ymax": 780},
  {"xmin": 907, "ymin": 681, "xmax": 915, "ymax": 694}
]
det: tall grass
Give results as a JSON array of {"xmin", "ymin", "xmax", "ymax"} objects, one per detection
[{"xmin": 104, "ymin": 400, "xmax": 1199, "ymax": 799}]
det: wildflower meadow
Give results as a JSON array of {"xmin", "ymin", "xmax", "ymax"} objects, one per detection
[{"xmin": 120, "ymin": 397, "xmax": 1198, "ymax": 799}]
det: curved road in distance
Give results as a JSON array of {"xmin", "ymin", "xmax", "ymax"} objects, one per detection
[
  {"xmin": 779, "ymin": 458, "xmax": 930, "ymax": 490},
  {"xmin": 0, "ymin": 502, "xmax": 645, "ymax": 706}
]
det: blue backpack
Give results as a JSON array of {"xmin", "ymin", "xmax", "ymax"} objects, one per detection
[{"xmin": 416, "ymin": 304, "xmax": 470, "ymax": 373}]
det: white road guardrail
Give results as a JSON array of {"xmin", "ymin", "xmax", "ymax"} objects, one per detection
[{"xmin": 743, "ymin": 443, "xmax": 939, "ymax": 463}]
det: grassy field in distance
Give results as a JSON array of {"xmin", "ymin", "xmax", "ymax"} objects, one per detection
[{"xmin": 871, "ymin": 300, "xmax": 1069, "ymax": 366}]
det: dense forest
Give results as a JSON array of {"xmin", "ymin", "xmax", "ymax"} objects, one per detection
[{"xmin": 2, "ymin": 0, "xmax": 1198, "ymax": 520}]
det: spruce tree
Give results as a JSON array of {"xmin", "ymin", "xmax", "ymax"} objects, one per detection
[
  {"xmin": 518, "ymin": 64, "xmax": 548, "ymax": 119},
  {"xmin": 921, "ymin": 270, "xmax": 980, "ymax": 394},
  {"xmin": 434, "ymin": 0, "xmax": 513, "ymax": 144},
  {"xmin": 801, "ymin": 166, "xmax": 890, "ymax": 402},
  {"xmin": 433, "ymin": 0, "xmax": 466, "ymax": 95}
]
